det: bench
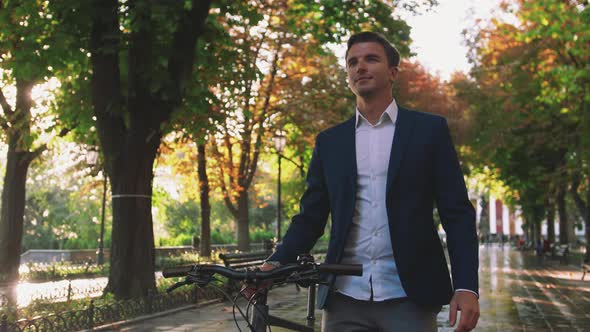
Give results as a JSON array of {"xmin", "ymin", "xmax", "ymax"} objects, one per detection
[
  {"xmin": 219, "ymin": 250, "xmax": 271, "ymax": 270},
  {"xmin": 582, "ymin": 263, "xmax": 590, "ymax": 281},
  {"xmin": 544, "ymin": 244, "xmax": 569, "ymax": 264},
  {"xmin": 218, "ymin": 246, "xmax": 329, "ymax": 271}
]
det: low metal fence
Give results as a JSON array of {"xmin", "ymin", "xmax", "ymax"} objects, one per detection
[{"xmin": 0, "ymin": 285, "xmax": 223, "ymax": 332}]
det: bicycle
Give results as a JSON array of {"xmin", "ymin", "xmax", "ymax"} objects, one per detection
[{"xmin": 163, "ymin": 254, "xmax": 362, "ymax": 332}]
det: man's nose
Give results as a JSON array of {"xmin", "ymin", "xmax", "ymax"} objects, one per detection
[{"xmin": 356, "ymin": 60, "xmax": 367, "ymax": 73}]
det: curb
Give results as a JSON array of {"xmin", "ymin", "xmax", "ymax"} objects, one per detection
[{"xmin": 78, "ymin": 298, "xmax": 223, "ymax": 331}]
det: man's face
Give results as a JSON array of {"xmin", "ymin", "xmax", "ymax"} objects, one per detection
[{"xmin": 346, "ymin": 42, "xmax": 398, "ymax": 98}]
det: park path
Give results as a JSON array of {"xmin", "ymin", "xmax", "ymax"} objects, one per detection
[{"xmin": 112, "ymin": 246, "xmax": 590, "ymax": 332}]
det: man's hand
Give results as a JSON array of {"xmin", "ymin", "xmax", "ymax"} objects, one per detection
[
  {"xmin": 241, "ymin": 262, "xmax": 277, "ymax": 300},
  {"xmin": 449, "ymin": 291, "xmax": 479, "ymax": 332}
]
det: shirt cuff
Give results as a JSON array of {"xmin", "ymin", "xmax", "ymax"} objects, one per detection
[
  {"xmin": 455, "ymin": 289, "xmax": 479, "ymax": 299},
  {"xmin": 263, "ymin": 260, "xmax": 282, "ymax": 268}
]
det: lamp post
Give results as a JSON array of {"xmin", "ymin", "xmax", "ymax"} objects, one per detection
[
  {"xmin": 273, "ymin": 131, "xmax": 286, "ymax": 242},
  {"xmin": 86, "ymin": 150, "xmax": 107, "ymax": 265}
]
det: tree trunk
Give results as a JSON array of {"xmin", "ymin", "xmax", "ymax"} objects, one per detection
[
  {"xmin": 0, "ymin": 146, "xmax": 30, "ymax": 284},
  {"xmin": 586, "ymin": 177, "xmax": 590, "ymax": 262},
  {"xmin": 237, "ymin": 191, "xmax": 250, "ymax": 251},
  {"xmin": 478, "ymin": 193, "xmax": 489, "ymax": 238},
  {"xmin": 571, "ymin": 174, "xmax": 589, "ymax": 261},
  {"xmin": 104, "ymin": 134, "xmax": 160, "ymax": 299},
  {"xmin": 557, "ymin": 185, "xmax": 569, "ymax": 244},
  {"xmin": 533, "ymin": 207, "xmax": 543, "ymax": 244},
  {"xmin": 197, "ymin": 143, "xmax": 211, "ymax": 257},
  {"xmin": 546, "ymin": 197, "xmax": 556, "ymax": 244},
  {"xmin": 0, "ymin": 80, "xmax": 38, "ymax": 287}
]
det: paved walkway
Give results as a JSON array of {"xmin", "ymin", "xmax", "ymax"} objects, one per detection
[{"xmin": 113, "ymin": 246, "xmax": 590, "ymax": 331}]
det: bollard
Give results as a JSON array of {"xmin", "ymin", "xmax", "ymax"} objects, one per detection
[
  {"xmin": 67, "ymin": 280, "xmax": 73, "ymax": 303},
  {"xmin": 192, "ymin": 284, "xmax": 199, "ymax": 304},
  {"xmin": 1, "ymin": 314, "xmax": 7, "ymax": 332},
  {"xmin": 87, "ymin": 300, "xmax": 94, "ymax": 329},
  {"xmin": 145, "ymin": 289, "xmax": 154, "ymax": 314}
]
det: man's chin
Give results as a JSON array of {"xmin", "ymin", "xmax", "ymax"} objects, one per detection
[{"xmin": 355, "ymin": 88, "xmax": 377, "ymax": 98}]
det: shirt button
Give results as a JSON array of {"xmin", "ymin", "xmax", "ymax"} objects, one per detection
[
  {"xmin": 372, "ymin": 260, "xmax": 377, "ymax": 265},
  {"xmin": 372, "ymin": 202, "xmax": 377, "ymax": 207}
]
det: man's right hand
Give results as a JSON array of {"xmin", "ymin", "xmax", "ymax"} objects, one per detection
[
  {"xmin": 259, "ymin": 262, "xmax": 279, "ymax": 272},
  {"xmin": 241, "ymin": 262, "xmax": 278, "ymax": 300}
]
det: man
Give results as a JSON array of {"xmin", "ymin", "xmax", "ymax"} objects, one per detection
[{"xmin": 262, "ymin": 31, "xmax": 479, "ymax": 331}]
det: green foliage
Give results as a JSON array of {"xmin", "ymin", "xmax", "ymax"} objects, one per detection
[
  {"xmin": 457, "ymin": 0, "xmax": 589, "ymax": 232},
  {"xmin": 157, "ymin": 233, "xmax": 194, "ymax": 246},
  {"xmin": 210, "ymin": 228, "xmax": 234, "ymax": 244},
  {"xmin": 160, "ymin": 195, "xmax": 200, "ymax": 239},
  {"xmin": 22, "ymin": 145, "xmax": 110, "ymax": 251},
  {"xmin": 249, "ymin": 202, "xmax": 276, "ymax": 229},
  {"xmin": 20, "ymin": 262, "xmax": 108, "ymax": 282},
  {"xmin": 154, "ymin": 251, "xmax": 220, "ymax": 270},
  {"xmin": 250, "ymin": 228, "xmax": 274, "ymax": 243}
]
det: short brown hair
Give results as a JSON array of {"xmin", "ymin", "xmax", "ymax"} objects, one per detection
[{"xmin": 346, "ymin": 31, "xmax": 400, "ymax": 67}]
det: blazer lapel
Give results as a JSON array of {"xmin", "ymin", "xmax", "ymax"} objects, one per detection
[
  {"xmin": 342, "ymin": 116, "xmax": 358, "ymax": 178},
  {"xmin": 337, "ymin": 116, "xmax": 357, "ymax": 256},
  {"xmin": 386, "ymin": 108, "xmax": 415, "ymax": 194}
]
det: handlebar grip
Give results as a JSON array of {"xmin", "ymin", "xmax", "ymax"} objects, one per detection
[
  {"xmin": 162, "ymin": 265, "xmax": 194, "ymax": 278},
  {"xmin": 319, "ymin": 264, "xmax": 363, "ymax": 276}
]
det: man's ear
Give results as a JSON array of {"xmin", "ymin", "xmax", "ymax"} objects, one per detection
[{"xmin": 389, "ymin": 66, "xmax": 399, "ymax": 83}]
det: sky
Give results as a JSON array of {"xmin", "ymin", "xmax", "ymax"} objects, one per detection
[{"xmin": 401, "ymin": 0, "xmax": 502, "ymax": 81}]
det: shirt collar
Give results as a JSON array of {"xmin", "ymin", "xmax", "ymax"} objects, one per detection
[{"xmin": 355, "ymin": 99, "xmax": 398, "ymax": 128}]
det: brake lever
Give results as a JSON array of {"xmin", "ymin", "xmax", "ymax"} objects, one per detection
[
  {"xmin": 166, "ymin": 279, "xmax": 191, "ymax": 293},
  {"xmin": 188, "ymin": 271, "xmax": 215, "ymax": 287}
]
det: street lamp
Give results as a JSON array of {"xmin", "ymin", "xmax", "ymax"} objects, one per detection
[
  {"xmin": 273, "ymin": 131, "xmax": 286, "ymax": 242},
  {"xmin": 86, "ymin": 149, "xmax": 107, "ymax": 265}
]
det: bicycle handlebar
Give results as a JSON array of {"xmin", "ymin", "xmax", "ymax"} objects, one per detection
[
  {"xmin": 162, "ymin": 263, "xmax": 362, "ymax": 280},
  {"xmin": 162, "ymin": 265, "xmax": 194, "ymax": 278}
]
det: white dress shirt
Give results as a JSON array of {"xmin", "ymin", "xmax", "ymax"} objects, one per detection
[
  {"xmin": 332, "ymin": 100, "xmax": 478, "ymax": 300},
  {"xmin": 334, "ymin": 100, "xmax": 407, "ymax": 301}
]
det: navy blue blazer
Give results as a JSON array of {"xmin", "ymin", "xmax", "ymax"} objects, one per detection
[{"xmin": 268, "ymin": 107, "xmax": 478, "ymax": 308}]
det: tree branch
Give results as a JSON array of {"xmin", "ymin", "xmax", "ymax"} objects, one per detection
[
  {"xmin": 0, "ymin": 116, "xmax": 8, "ymax": 131},
  {"xmin": 567, "ymin": 50, "xmax": 580, "ymax": 68},
  {"xmin": 0, "ymin": 86, "xmax": 14, "ymax": 117},
  {"xmin": 127, "ymin": 0, "xmax": 154, "ymax": 126},
  {"xmin": 278, "ymin": 153, "xmax": 305, "ymax": 174},
  {"xmin": 245, "ymin": 43, "xmax": 281, "ymax": 188},
  {"xmin": 211, "ymin": 137, "xmax": 238, "ymax": 217},
  {"xmin": 90, "ymin": 0, "xmax": 126, "ymax": 159},
  {"xmin": 165, "ymin": 0, "xmax": 213, "ymax": 113},
  {"xmin": 222, "ymin": 119, "xmax": 236, "ymax": 190},
  {"xmin": 23, "ymin": 144, "xmax": 48, "ymax": 166}
]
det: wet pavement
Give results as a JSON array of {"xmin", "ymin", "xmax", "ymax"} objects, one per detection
[{"xmin": 107, "ymin": 246, "xmax": 590, "ymax": 331}]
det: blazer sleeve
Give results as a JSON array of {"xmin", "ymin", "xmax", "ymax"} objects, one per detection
[
  {"xmin": 433, "ymin": 117, "xmax": 479, "ymax": 295},
  {"xmin": 267, "ymin": 134, "xmax": 331, "ymax": 264}
]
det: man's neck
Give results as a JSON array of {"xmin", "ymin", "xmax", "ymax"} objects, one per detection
[{"xmin": 357, "ymin": 94, "xmax": 394, "ymax": 125}]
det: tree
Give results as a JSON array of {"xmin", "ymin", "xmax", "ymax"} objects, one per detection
[
  {"xmin": 457, "ymin": 0, "xmax": 589, "ymax": 246},
  {"xmin": 0, "ymin": 0, "xmax": 73, "ymax": 284},
  {"xmin": 86, "ymin": 0, "xmax": 213, "ymax": 298},
  {"xmin": 394, "ymin": 61, "xmax": 471, "ymax": 146},
  {"xmin": 209, "ymin": 0, "xmax": 416, "ymax": 250}
]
